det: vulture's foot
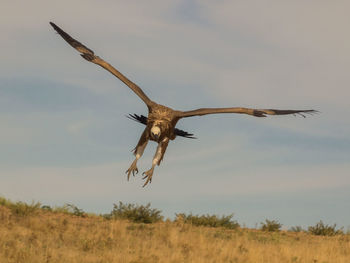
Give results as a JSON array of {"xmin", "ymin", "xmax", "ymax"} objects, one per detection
[
  {"xmin": 126, "ymin": 160, "xmax": 138, "ymax": 181},
  {"xmin": 142, "ymin": 167, "xmax": 155, "ymax": 187}
]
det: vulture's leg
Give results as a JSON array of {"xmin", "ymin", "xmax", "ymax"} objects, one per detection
[
  {"xmin": 142, "ymin": 138, "xmax": 169, "ymax": 187},
  {"xmin": 126, "ymin": 129, "xmax": 148, "ymax": 180}
]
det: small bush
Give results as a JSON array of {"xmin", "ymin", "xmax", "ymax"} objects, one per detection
[
  {"xmin": 289, "ymin": 226, "xmax": 304, "ymax": 232},
  {"xmin": 12, "ymin": 201, "xmax": 41, "ymax": 216},
  {"xmin": 308, "ymin": 221, "xmax": 343, "ymax": 236},
  {"xmin": 260, "ymin": 219, "xmax": 282, "ymax": 232},
  {"xmin": 0, "ymin": 197, "xmax": 41, "ymax": 217},
  {"xmin": 0, "ymin": 197, "xmax": 12, "ymax": 207},
  {"xmin": 65, "ymin": 204, "xmax": 87, "ymax": 217},
  {"xmin": 175, "ymin": 213, "xmax": 239, "ymax": 229},
  {"xmin": 108, "ymin": 202, "xmax": 163, "ymax": 223}
]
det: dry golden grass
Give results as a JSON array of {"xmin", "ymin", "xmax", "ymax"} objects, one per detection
[{"xmin": 0, "ymin": 205, "xmax": 350, "ymax": 263}]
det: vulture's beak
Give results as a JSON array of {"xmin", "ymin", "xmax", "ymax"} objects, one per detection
[{"xmin": 152, "ymin": 133, "xmax": 159, "ymax": 141}]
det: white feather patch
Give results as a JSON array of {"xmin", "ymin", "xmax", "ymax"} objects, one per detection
[{"xmin": 151, "ymin": 126, "xmax": 161, "ymax": 135}]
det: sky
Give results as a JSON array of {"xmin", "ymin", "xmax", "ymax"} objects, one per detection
[{"xmin": 1, "ymin": 0, "xmax": 350, "ymax": 229}]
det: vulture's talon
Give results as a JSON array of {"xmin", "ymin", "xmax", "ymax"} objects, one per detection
[
  {"xmin": 142, "ymin": 168, "xmax": 154, "ymax": 187},
  {"xmin": 126, "ymin": 160, "xmax": 138, "ymax": 181}
]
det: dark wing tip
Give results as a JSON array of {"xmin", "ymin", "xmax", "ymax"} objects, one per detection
[
  {"xmin": 49, "ymin": 21, "xmax": 58, "ymax": 29},
  {"xmin": 49, "ymin": 22, "xmax": 66, "ymax": 36},
  {"xmin": 49, "ymin": 22, "xmax": 95, "ymax": 55},
  {"xmin": 295, "ymin": 110, "xmax": 319, "ymax": 118},
  {"xmin": 292, "ymin": 109, "xmax": 319, "ymax": 118},
  {"xmin": 263, "ymin": 109, "xmax": 319, "ymax": 117},
  {"xmin": 305, "ymin": 109, "xmax": 319, "ymax": 114}
]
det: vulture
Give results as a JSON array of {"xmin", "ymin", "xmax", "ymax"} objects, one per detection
[{"xmin": 50, "ymin": 22, "xmax": 317, "ymax": 187}]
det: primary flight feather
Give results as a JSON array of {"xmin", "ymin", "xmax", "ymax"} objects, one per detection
[{"xmin": 50, "ymin": 22, "xmax": 317, "ymax": 187}]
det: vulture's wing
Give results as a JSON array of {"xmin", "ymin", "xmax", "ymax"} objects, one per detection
[
  {"xmin": 179, "ymin": 108, "xmax": 317, "ymax": 118},
  {"xmin": 50, "ymin": 22, "xmax": 152, "ymax": 107},
  {"xmin": 127, "ymin": 114, "xmax": 196, "ymax": 139}
]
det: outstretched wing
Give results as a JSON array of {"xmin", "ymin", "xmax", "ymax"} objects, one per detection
[
  {"xmin": 179, "ymin": 107, "xmax": 317, "ymax": 118},
  {"xmin": 50, "ymin": 22, "xmax": 152, "ymax": 107},
  {"xmin": 127, "ymin": 114, "xmax": 196, "ymax": 139}
]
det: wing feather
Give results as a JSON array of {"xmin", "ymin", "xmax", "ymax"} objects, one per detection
[
  {"xmin": 50, "ymin": 22, "xmax": 152, "ymax": 106},
  {"xmin": 179, "ymin": 107, "xmax": 317, "ymax": 118}
]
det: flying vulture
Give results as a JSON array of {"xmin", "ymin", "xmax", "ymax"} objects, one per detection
[{"xmin": 50, "ymin": 22, "xmax": 317, "ymax": 187}]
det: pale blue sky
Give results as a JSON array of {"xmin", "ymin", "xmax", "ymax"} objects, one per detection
[{"xmin": 1, "ymin": 0, "xmax": 350, "ymax": 228}]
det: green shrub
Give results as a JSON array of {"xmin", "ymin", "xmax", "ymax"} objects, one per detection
[
  {"xmin": 289, "ymin": 226, "xmax": 304, "ymax": 232},
  {"xmin": 0, "ymin": 197, "xmax": 12, "ymax": 207},
  {"xmin": 41, "ymin": 205, "xmax": 53, "ymax": 211},
  {"xmin": 175, "ymin": 213, "xmax": 239, "ymax": 229},
  {"xmin": 308, "ymin": 221, "xmax": 343, "ymax": 236},
  {"xmin": 12, "ymin": 201, "xmax": 41, "ymax": 216},
  {"xmin": 0, "ymin": 197, "xmax": 41, "ymax": 217},
  {"xmin": 107, "ymin": 202, "xmax": 163, "ymax": 224},
  {"xmin": 40, "ymin": 203, "xmax": 87, "ymax": 217},
  {"xmin": 260, "ymin": 219, "xmax": 282, "ymax": 232},
  {"xmin": 65, "ymin": 204, "xmax": 87, "ymax": 217}
]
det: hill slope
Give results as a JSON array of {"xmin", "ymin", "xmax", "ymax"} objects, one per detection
[{"xmin": 0, "ymin": 202, "xmax": 349, "ymax": 262}]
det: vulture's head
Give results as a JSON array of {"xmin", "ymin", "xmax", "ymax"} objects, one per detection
[{"xmin": 151, "ymin": 125, "xmax": 161, "ymax": 141}]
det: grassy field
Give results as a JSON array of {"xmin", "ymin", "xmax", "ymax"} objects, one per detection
[{"xmin": 0, "ymin": 200, "xmax": 349, "ymax": 263}]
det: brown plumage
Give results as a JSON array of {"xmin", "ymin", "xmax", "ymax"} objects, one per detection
[{"xmin": 50, "ymin": 22, "xmax": 317, "ymax": 187}]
